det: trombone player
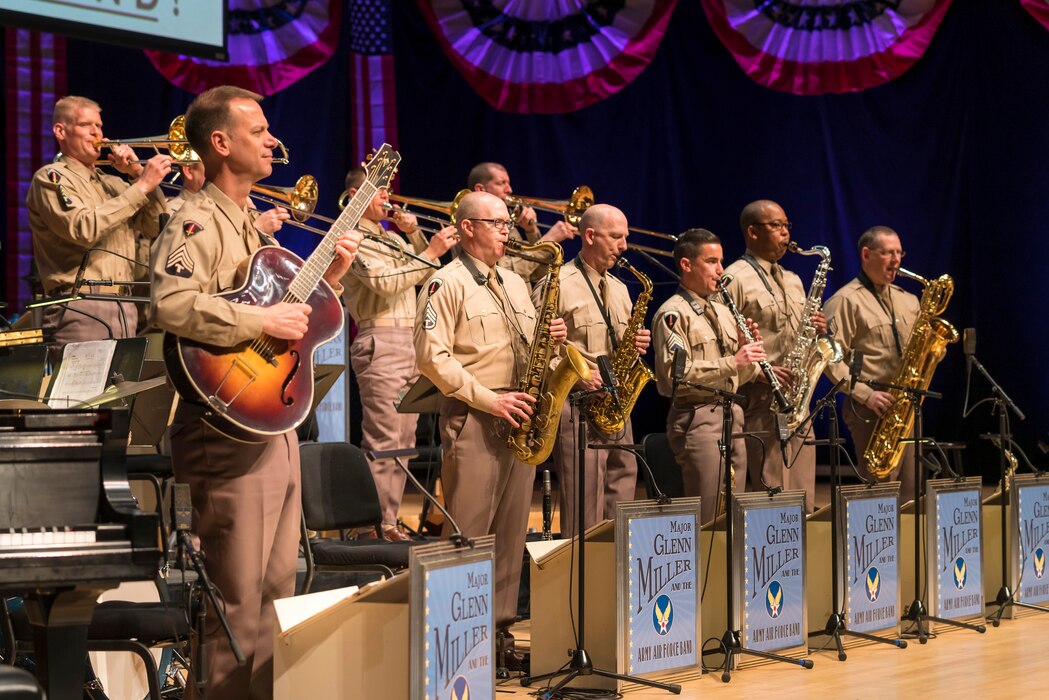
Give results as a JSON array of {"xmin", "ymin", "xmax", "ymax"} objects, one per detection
[
  {"xmin": 27, "ymin": 95, "xmax": 169, "ymax": 355},
  {"xmin": 540, "ymin": 204, "xmax": 651, "ymax": 538},
  {"xmin": 342, "ymin": 166, "xmax": 458, "ymax": 539}
]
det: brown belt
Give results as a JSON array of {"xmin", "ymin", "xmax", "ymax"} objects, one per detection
[{"xmin": 357, "ymin": 318, "xmax": 414, "ymax": 329}]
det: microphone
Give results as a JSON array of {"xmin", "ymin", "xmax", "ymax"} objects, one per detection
[
  {"xmin": 597, "ymin": 354, "xmax": 623, "ymax": 415},
  {"xmin": 72, "ymin": 248, "xmax": 93, "ymax": 295},
  {"xmin": 670, "ymin": 347, "xmax": 685, "ymax": 403},
  {"xmin": 541, "ymin": 470, "xmax": 553, "ymax": 541},
  {"xmin": 849, "ymin": 350, "xmax": 864, "ymax": 393},
  {"xmin": 963, "ymin": 327, "xmax": 976, "ymax": 359}
]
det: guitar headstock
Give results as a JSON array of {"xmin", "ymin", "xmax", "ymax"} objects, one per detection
[{"xmin": 363, "ymin": 144, "xmax": 401, "ymax": 191}]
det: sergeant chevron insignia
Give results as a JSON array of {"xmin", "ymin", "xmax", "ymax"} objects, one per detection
[{"xmin": 165, "ymin": 243, "xmax": 194, "ymax": 279}]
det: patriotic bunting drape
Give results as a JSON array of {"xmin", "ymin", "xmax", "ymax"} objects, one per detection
[
  {"xmin": 348, "ymin": 0, "xmax": 399, "ymax": 171},
  {"xmin": 144, "ymin": 0, "xmax": 342, "ymax": 96},
  {"xmin": 415, "ymin": 0, "xmax": 679, "ymax": 114},
  {"xmin": 699, "ymin": 0, "xmax": 954, "ymax": 95},
  {"xmin": 1021, "ymin": 0, "xmax": 1049, "ymax": 30},
  {"xmin": 5, "ymin": 29, "xmax": 66, "ymax": 310}
]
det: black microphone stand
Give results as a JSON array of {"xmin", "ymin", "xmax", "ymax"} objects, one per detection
[
  {"xmin": 681, "ymin": 379, "xmax": 813, "ymax": 681},
  {"xmin": 521, "ymin": 388, "xmax": 681, "ymax": 694},
  {"xmin": 864, "ymin": 379, "xmax": 986, "ymax": 641},
  {"xmin": 795, "ymin": 378, "xmax": 906, "ymax": 660},
  {"xmin": 176, "ymin": 531, "xmax": 244, "ymax": 698},
  {"xmin": 965, "ymin": 355, "xmax": 1049, "ymax": 624}
]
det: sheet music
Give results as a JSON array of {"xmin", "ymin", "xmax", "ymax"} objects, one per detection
[{"xmin": 46, "ymin": 339, "xmax": 117, "ymax": 408}]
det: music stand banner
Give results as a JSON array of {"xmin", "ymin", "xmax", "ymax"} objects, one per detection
[
  {"xmin": 928, "ymin": 477, "xmax": 984, "ymax": 621},
  {"xmin": 840, "ymin": 484, "xmax": 901, "ymax": 635},
  {"xmin": 616, "ymin": 498, "xmax": 702, "ymax": 683},
  {"xmin": 409, "ymin": 537, "xmax": 495, "ymax": 700},
  {"xmin": 1013, "ymin": 474, "xmax": 1049, "ymax": 605},
  {"xmin": 734, "ymin": 491, "xmax": 808, "ymax": 658}
]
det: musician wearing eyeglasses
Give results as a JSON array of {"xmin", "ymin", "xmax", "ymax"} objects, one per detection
[
  {"xmin": 341, "ymin": 166, "xmax": 458, "ymax": 540},
  {"xmin": 468, "ymin": 162, "xmax": 578, "ymax": 285},
  {"xmin": 652, "ymin": 229, "xmax": 765, "ymax": 525},
  {"xmin": 721, "ymin": 200, "xmax": 822, "ymax": 510},
  {"xmin": 150, "ymin": 86, "xmax": 361, "ymax": 698},
  {"xmin": 414, "ymin": 191, "xmax": 567, "ymax": 669},
  {"xmin": 539, "ymin": 204, "xmax": 651, "ymax": 538},
  {"xmin": 27, "ymin": 95, "xmax": 170, "ymax": 355},
  {"xmin": 823, "ymin": 226, "xmax": 919, "ymax": 499}
]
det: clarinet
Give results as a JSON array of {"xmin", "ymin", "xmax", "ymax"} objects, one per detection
[{"xmin": 716, "ymin": 274, "xmax": 793, "ymax": 413}]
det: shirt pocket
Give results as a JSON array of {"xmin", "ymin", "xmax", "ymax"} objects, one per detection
[
  {"xmin": 464, "ymin": 295, "xmax": 503, "ymax": 345},
  {"xmin": 569, "ymin": 305, "xmax": 607, "ymax": 350},
  {"xmin": 687, "ymin": 324, "xmax": 723, "ymax": 361},
  {"xmin": 869, "ymin": 318, "xmax": 899, "ymax": 353}
]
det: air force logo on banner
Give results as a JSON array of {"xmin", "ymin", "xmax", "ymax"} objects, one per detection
[
  {"xmin": 450, "ymin": 675, "xmax": 469, "ymax": 700},
  {"xmin": 765, "ymin": 580, "xmax": 783, "ymax": 619},
  {"xmin": 1035, "ymin": 548, "xmax": 1045, "ymax": 579},
  {"xmin": 954, "ymin": 557, "xmax": 968, "ymax": 590},
  {"xmin": 652, "ymin": 594, "xmax": 674, "ymax": 635},
  {"xmin": 866, "ymin": 567, "xmax": 881, "ymax": 602}
]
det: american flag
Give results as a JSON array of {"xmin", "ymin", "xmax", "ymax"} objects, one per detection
[
  {"xmin": 349, "ymin": 0, "xmax": 398, "ymax": 171},
  {"xmin": 4, "ymin": 29, "xmax": 66, "ymax": 311}
]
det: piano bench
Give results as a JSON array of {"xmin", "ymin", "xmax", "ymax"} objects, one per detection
[{"xmin": 0, "ymin": 666, "xmax": 44, "ymax": 700}]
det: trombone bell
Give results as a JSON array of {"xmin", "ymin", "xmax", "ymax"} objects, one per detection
[{"xmin": 250, "ymin": 175, "xmax": 319, "ymax": 222}]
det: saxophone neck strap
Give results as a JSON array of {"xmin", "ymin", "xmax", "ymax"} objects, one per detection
[
  {"xmin": 574, "ymin": 256, "xmax": 619, "ymax": 351},
  {"xmin": 858, "ymin": 271, "xmax": 902, "ymax": 356}
]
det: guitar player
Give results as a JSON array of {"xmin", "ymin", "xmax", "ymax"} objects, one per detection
[{"xmin": 149, "ymin": 85, "xmax": 361, "ymax": 699}]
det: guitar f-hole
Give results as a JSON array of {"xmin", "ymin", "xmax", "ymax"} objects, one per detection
[{"xmin": 280, "ymin": 350, "xmax": 301, "ymax": 407}]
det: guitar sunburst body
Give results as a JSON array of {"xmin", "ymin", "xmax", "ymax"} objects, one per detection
[{"xmin": 165, "ymin": 247, "xmax": 343, "ymax": 436}]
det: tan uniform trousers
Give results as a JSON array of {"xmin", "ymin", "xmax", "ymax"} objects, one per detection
[
  {"xmin": 170, "ymin": 403, "xmax": 301, "ymax": 700},
  {"xmin": 740, "ymin": 383, "xmax": 816, "ymax": 512},
  {"xmin": 668, "ymin": 402, "xmax": 748, "ymax": 525},
  {"xmin": 553, "ymin": 402, "xmax": 637, "ymax": 539},
  {"xmin": 439, "ymin": 397, "xmax": 533, "ymax": 629},
  {"xmin": 843, "ymin": 398, "xmax": 915, "ymax": 502},
  {"xmin": 350, "ymin": 326, "xmax": 420, "ymax": 527},
  {"xmin": 44, "ymin": 297, "xmax": 138, "ymax": 364}
]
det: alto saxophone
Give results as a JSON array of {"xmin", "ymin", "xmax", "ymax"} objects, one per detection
[
  {"xmin": 863, "ymin": 268, "xmax": 959, "ymax": 478},
  {"xmin": 586, "ymin": 257, "xmax": 655, "ymax": 436},
  {"xmin": 717, "ymin": 275, "xmax": 793, "ymax": 413},
  {"xmin": 779, "ymin": 242, "xmax": 843, "ymax": 429},
  {"xmin": 505, "ymin": 239, "xmax": 591, "ymax": 465}
]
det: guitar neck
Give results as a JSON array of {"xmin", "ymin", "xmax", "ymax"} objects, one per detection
[{"xmin": 286, "ymin": 181, "xmax": 377, "ymax": 302}]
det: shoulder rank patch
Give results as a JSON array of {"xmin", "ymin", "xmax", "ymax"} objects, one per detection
[
  {"xmin": 165, "ymin": 242, "xmax": 195, "ymax": 279},
  {"xmin": 427, "ymin": 278, "xmax": 444, "ymax": 297},
  {"xmin": 183, "ymin": 220, "xmax": 203, "ymax": 237},
  {"xmin": 662, "ymin": 312, "xmax": 685, "ymax": 353},
  {"xmin": 46, "ymin": 169, "xmax": 61, "ymax": 183},
  {"xmin": 423, "ymin": 301, "xmax": 438, "ymax": 330},
  {"xmin": 56, "ymin": 185, "xmax": 74, "ymax": 209}
]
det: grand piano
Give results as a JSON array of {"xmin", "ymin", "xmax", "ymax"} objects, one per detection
[{"xmin": 0, "ymin": 409, "xmax": 162, "ymax": 699}]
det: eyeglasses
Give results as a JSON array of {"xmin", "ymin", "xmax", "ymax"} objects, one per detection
[
  {"xmin": 466, "ymin": 218, "xmax": 514, "ymax": 232},
  {"xmin": 755, "ymin": 220, "xmax": 792, "ymax": 231},
  {"xmin": 870, "ymin": 248, "xmax": 906, "ymax": 259}
]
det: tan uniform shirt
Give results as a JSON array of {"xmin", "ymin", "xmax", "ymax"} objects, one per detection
[
  {"xmin": 341, "ymin": 218, "xmax": 437, "ymax": 322},
  {"xmin": 823, "ymin": 276, "xmax": 920, "ymax": 404},
  {"xmin": 27, "ymin": 155, "xmax": 167, "ymax": 293},
  {"xmin": 652, "ymin": 288, "xmax": 759, "ymax": 403},
  {"xmin": 413, "ymin": 253, "xmax": 537, "ymax": 414},
  {"xmin": 536, "ymin": 256, "xmax": 631, "ymax": 363},
  {"xmin": 149, "ymin": 182, "xmax": 269, "ymax": 347},
  {"xmin": 722, "ymin": 253, "xmax": 806, "ymax": 364}
]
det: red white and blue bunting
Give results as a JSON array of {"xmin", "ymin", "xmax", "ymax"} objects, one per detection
[
  {"xmin": 1021, "ymin": 0, "xmax": 1049, "ymax": 31},
  {"xmin": 145, "ymin": 0, "xmax": 341, "ymax": 96},
  {"xmin": 699, "ymin": 0, "xmax": 954, "ymax": 95},
  {"xmin": 416, "ymin": 0, "xmax": 679, "ymax": 114}
]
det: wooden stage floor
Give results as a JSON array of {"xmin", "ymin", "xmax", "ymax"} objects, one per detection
[{"xmin": 495, "ymin": 610, "xmax": 1049, "ymax": 698}]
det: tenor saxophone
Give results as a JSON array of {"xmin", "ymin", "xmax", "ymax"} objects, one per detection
[
  {"xmin": 779, "ymin": 242, "xmax": 843, "ymax": 429},
  {"xmin": 863, "ymin": 268, "xmax": 959, "ymax": 478},
  {"xmin": 586, "ymin": 257, "xmax": 655, "ymax": 436},
  {"xmin": 505, "ymin": 239, "xmax": 591, "ymax": 465}
]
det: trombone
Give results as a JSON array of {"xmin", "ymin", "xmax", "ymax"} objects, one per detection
[
  {"xmin": 250, "ymin": 175, "xmax": 323, "ymax": 223},
  {"xmin": 506, "ymin": 185, "xmax": 594, "ymax": 228}
]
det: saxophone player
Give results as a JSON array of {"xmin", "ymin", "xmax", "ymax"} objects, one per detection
[
  {"xmin": 722, "ymin": 200, "xmax": 825, "ymax": 511},
  {"xmin": 537, "ymin": 204, "xmax": 651, "ymax": 538},
  {"xmin": 413, "ymin": 191, "xmax": 567, "ymax": 669},
  {"xmin": 823, "ymin": 226, "xmax": 919, "ymax": 500},
  {"xmin": 652, "ymin": 229, "xmax": 766, "ymax": 525}
]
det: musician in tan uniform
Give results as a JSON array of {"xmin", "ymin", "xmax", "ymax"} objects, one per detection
[
  {"xmin": 722, "ymin": 200, "xmax": 824, "ymax": 510},
  {"xmin": 413, "ymin": 191, "xmax": 566, "ymax": 664},
  {"xmin": 652, "ymin": 229, "xmax": 765, "ymax": 525},
  {"xmin": 468, "ymin": 162, "xmax": 577, "ymax": 283},
  {"xmin": 824, "ymin": 226, "xmax": 919, "ymax": 500},
  {"xmin": 542, "ymin": 204, "xmax": 651, "ymax": 538},
  {"xmin": 150, "ymin": 86, "xmax": 360, "ymax": 699},
  {"xmin": 27, "ymin": 95, "xmax": 169, "ymax": 355},
  {"xmin": 342, "ymin": 167, "xmax": 457, "ymax": 540}
]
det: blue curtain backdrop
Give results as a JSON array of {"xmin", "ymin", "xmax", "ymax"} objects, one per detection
[{"xmin": 2, "ymin": 1, "xmax": 1046, "ymax": 475}]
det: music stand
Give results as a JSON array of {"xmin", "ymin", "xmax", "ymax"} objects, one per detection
[
  {"xmin": 398, "ymin": 377, "xmax": 443, "ymax": 535},
  {"xmin": 0, "ymin": 344, "xmax": 49, "ymax": 405}
]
